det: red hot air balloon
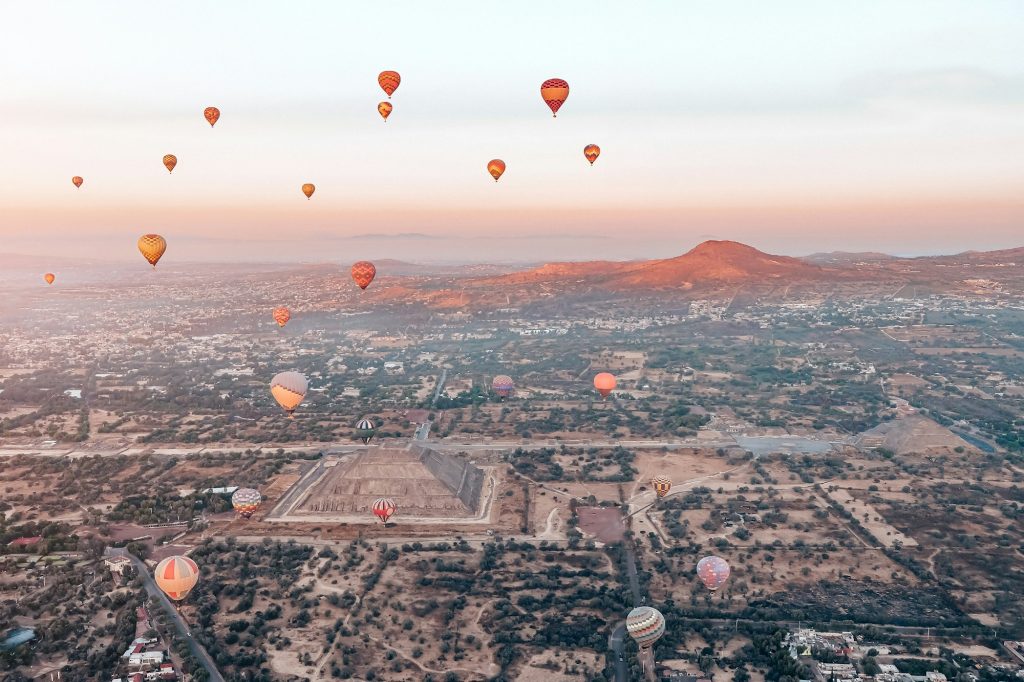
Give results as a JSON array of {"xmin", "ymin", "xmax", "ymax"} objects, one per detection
[
  {"xmin": 351, "ymin": 261, "xmax": 376, "ymax": 290},
  {"xmin": 204, "ymin": 107, "xmax": 220, "ymax": 127},
  {"xmin": 373, "ymin": 497, "xmax": 397, "ymax": 523},
  {"xmin": 378, "ymin": 71, "xmax": 401, "ymax": 98},
  {"xmin": 594, "ymin": 372, "xmax": 616, "ymax": 399},
  {"xmin": 272, "ymin": 306, "xmax": 291, "ymax": 327},
  {"xmin": 71, "ymin": 176, "xmax": 83, "ymax": 188},
  {"xmin": 540, "ymin": 78, "xmax": 569, "ymax": 117},
  {"xmin": 584, "ymin": 144, "xmax": 601, "ymax": 165},
  {"xmin": 378, "ymin": 101, "xmax": 393, "ymax": 121},
  {"xmin": 487, "ymin": 159, "xmax": 506, "ymax": 182},
  {"xmin": 696, "ymin": 555, "xmax": 731, "ymax": 592}
]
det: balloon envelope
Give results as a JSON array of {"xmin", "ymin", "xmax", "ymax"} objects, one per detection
[
  {"xmin": 154, "ymin": 555, "xmax": 199, "ymax": 601},
  {"xmin": 356, "ymin": 418, "xmax": 376, "ymax": 444},
  {"xmin": 584, "ymin": 144, "xmax": 601, "ymax": 165},
  {"xmin": 231, "ymin": 488, "xmax": 262, "ymax": 518},
  {"xmin": 594, "ymin": 372, "xmax": 616, "ymax": 398},
  {"xmin": 351, "ymin": 261, "xmax": 376, "ymax": 290},
  {"xmin": 162, "ymin": 154, "xmax": 177, "ymax": 173},
  {"xmin": 204, "ymin": 106, "xmax": 220, "ymax": 127},
  {"xmin": 651, "ymin": 475, "xmax": 671, "ymax": 498},
  {"xmin": 540, "ymin": 78, "xmax": 569, "ymax": 117},
  {"xmin": 72, "ymin": 176, "xmax": 83, "ymax": 188},
  {"xmin": 378, "ymin": 101, "xmax": 393, "ymax": 121},
  {"xmin": 44, "ymin": 273, "xmax": 55, "ymax": 285},
  {"xmin": 373, "ymin": 497, "xmax": 397, "ymax": 523},
  {"xmin": 270, "ymin": 371, "xmax": 308, "ymax": 416},
  {"xmin": 378, "ymin": 70, "xmax": 401, "ymax": 97},
  {"xmin": 492, "ymin": 375, "xmax": 515, "ymax": 398},
  {"xmin": 302, "ymin": 183, "xmax": 315, "ymax": 199},
  {"xmin": 273, "ymin": 306, "xmax": 291, "ymax": 327},
  {"xmin": 138, "ymin": 234, "xmax": 167, "ymax": 267},
  {"xmin": 696, "ymin": 555, "xmax": 731, "ymax": 592},
  {"xmin": 626, "ymin": 606, "xmax": 665, "ymax": 649},
  {"xmin": 487, "ymin": 159, "xmax": 506, "ymax": 182}
]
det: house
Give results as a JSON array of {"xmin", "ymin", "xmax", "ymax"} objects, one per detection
[
  {"xmin": 104, "ymin": 556, "xmax": 133, "ymax": 576},
  {"xmin": 7, "ymin": 537, "xmax": 42, "ymax": 549}
]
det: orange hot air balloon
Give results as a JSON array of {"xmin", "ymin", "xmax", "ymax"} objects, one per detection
[
  {"xmin": 540, "ymin": 78, "xmax": 569, "ymax": 117},
  {"xmin": 44, "ymin": 273, "xmax": 55, "ymax": 285},
  {"xmin": 204, "ymin": 106, "xmax": 220, "ymax": 127},
  {"xmin": 270, "ymin": 371, "xmax": 308, "ymax": 417},
  {"xmin": 487, "ymin": 159, "xmax": 506, "ymax": 182},
  {"xmin": 273, "ymin": 306, "xmax": 291, "ymax": 327},
  {"xmin": 352, "ymin": 261, "xmax": 376, "ymax": 290},
  {"xmin": 71, "ymin": 176, "xmax": 83, "ymax": 189},
  {"xmin": 154, "ymin": 555, "xmax": 199, "ymax": 601},
  {"xmin": 584, "ymin": 144, "xmax": 601, "ymax": 165},
  {"xmin": 378, "ymin": 101, "xmax": 393, "ymax": 122},
  {"xmin": 594, "ymin": 372, "xmax": 616, "ymax": 399},
  {"xmin": 378, "ymin": 70, "xmax": 401, "ymax": 98},
  {"xmin": 162, "ymin": 154, "xmax": 177, "ymax": 173},
  {"xmin": 138, "ymin": 234, "xmax": 167, "ymax": 268},
  {"xmin": 302, "ymin": 183, "xmax": 315, "ymax": 200}
]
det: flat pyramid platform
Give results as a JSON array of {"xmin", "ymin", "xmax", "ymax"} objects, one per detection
[{"xmin": 293, "ymin": 447, "xmax": 482, "ymax": 519}]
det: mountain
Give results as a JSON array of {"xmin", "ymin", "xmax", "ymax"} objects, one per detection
[
  {"xmin": 803, "ymin": 251, "xmax": 898, "ymax": 265},
  {"xmin": 478, "ymin": 240, "xmax": 827, "ymax": 290}
]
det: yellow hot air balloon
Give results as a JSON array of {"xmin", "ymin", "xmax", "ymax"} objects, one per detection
[
  {"xmin": 487, "ymin": 159, "xmax": 506, "ymax": 182},
  {"xmin": 162, "ymin": 154, "xmax": 177, "ymax": 173},
  {"xmin": 378, "ymin": 70, "xmax": 401, "ymax": 98},
  {"xmin": 154, "ymin": 555, "xmax": 199, "ymax": 601},
  {"xmin": 138, "ymin": 234, "xmax": 167, "ymax": 268},
  {"xmin": 378, "ymin": 101, "xmax": 393, "ymax": 122},
  {"xmin": 302, "ymin": 183, "xmax": 315, "ymax": 200},
  {"xmin": 584, "ymin": 144, "xmax": 601, "ymax": 165},
  {"xmin": 651, "ymin": 475, "xmax": 672, "ymax": 498},
  {"xmin": 44, "ymin": 273, "xmax": 55, "ymax": 285},
  {"xmin": 270, "ymin": 371, "xmax": 308, "ymax": 417}
]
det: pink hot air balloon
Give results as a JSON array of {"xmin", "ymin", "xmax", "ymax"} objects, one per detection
[{"xmin": 696, "ymin": 555, "xmax": 731, "ymax": 592}]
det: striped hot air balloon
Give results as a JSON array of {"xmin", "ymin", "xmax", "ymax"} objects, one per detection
[
  {"xmin": 231, "ymin": 488, "xmax": 262, "ymax": 518},
  {"xmin": 651, "ymin": 475, "xmax": 672, "ymax": 498},
  {"xmin": 487, "ymin": 159, "xmax": 506, "ymax": 182},
  {"xmin": 584, "ymin": 144, "xmax": 601, "ymax": 165},
  {"xmin": 153, "ymin": 555, "xmax": 199, "ymax": 601},
  {"xmin": 626, "ymin": 606, "xmax": 665, "ymax": 649},
  {"xmin": 355, "ymin": 418, "xmax": 376, "ymax": 444},
  {"xmin": 378, "ymin": 70, "xmax": 401, "ymax": 98},
  {"xmin": 162, "ymin": 154, "xmax": 177, "ymax": 173},
  {"xmin": 540, "ymin": 78, "xmax": 569, "ymax": 117},
  {"xmin": 351, "ymin": 261, "xmax": 376, "ymax": 290},
  {"xmin": 372, "ymin": 497, "xmax": 396, "ymax": 523},
  {"xmin": 491, "ymin": 375, "xmax": 515, "ymax": 399},
  {"xmin": 696, "ymin": 555, "xmax": 731, "ymax": 592},
  {"xmin": 378, "ymin": 101, "xmax": 393, "ymax": 121},
  {"xmin": 270, "ymin": 371, "xmax": 308, "ymax": 417}
]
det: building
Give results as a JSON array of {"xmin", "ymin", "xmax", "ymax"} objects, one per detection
[{"xmin": 104, "ymin": 555, "xmax": 133, "ymax": 576}]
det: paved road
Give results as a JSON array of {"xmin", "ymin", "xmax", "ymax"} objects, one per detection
[
  {"xmin": 430, "ymin": 368, "xmax": 448, "ymax": 406},
  {"xmin": 608, "ymin": 621, "xmax": 628, "ymax": 682},
  {"xmin": 105, "ymin": 548, "xmax": 224, "ymax": 682}
]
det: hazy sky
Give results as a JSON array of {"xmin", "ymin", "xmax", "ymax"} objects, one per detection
[{"xmin": 1, "ymin": 1, "xmax": 1022, "ymax": 263}]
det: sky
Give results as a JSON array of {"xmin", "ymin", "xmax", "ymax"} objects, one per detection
[{"xmin": 0, "ymin": 1, "xmax": 1022, "ymax": 263}]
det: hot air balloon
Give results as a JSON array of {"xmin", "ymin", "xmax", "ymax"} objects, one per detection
[
  {"xmin": 651, "ymin": 475, "xmax": 672, "ymax": 498},
  {"xmin": 270, "ymin": 371, "xmax": 308, "ymax": 417},
  {"xmin": 204, "ymin": 106, "xmax": 220, "ymax": 127},
  {"xmin": 594, "ymin": 372, "xmax": 616, "ymax": 399},
  {"xmin": 487, "ymin": 159, "xmax": 506, "ymax": 182},
  {"xmin": 378, "ymin": 101, "xmax": 393, "ymax": 121},
  {"xmin": 626, "ymin": 606, "xmax": 665, "ymax": 649},
  {"xmin": 273, "ymin": 306, "xmax": 291, "ymax": 327},
  {"xmin": 231, "ymin": 488, "xmax": 262, "ymax": 518},
  {"xmin": 373, "ymin": 497, "xmax": 396, "ymax": 523},
  {"xmin": 378, "ymin": 71, "xmax": 401, "ymax": 98},
  {"xmin": 355, "ymin": 418, "xmax": 376, "ymax": 444},
  {"xmin": 492, "ymin": 375, "xmax": 515, "ymax": 399},
  {"xmin": 540, "ymin": 78, "xmax": 569, "ymax": 117},
  {"xmin": 696, "ymin": 556, "xmax": 731, "ymax": 592},
  {"xmin": 72, "ymin": 176, "xmax": 83, "ymax": 189},
  {"xmin": 584, "ymin": 144, "xmax": 601, "ymax": 165},
  {"xmin": 301, "ymin": 183, "xmax": 315, "ymax": 200},
  {"xmin": 44, "ymin": 273, "xmax": 55, "ymax": 285},
  {"xmin": 162, "ymin": 154, "xmax": 177, "ymax": 173},
  {"xmin": 138, "ymin": 234, "xmax": 167, "ymax": 268},
  {"xmin": 351, "ymin": 261, "xmax": 376, "ymax": 290},
  {"xmin": 154, "ymin": 555, "xmax": 199, "ymax": 601}
]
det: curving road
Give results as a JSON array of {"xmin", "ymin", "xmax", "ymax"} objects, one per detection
[{"xmin": 105, "ymin": 548, "xmax": 224, "ymax": 682}]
